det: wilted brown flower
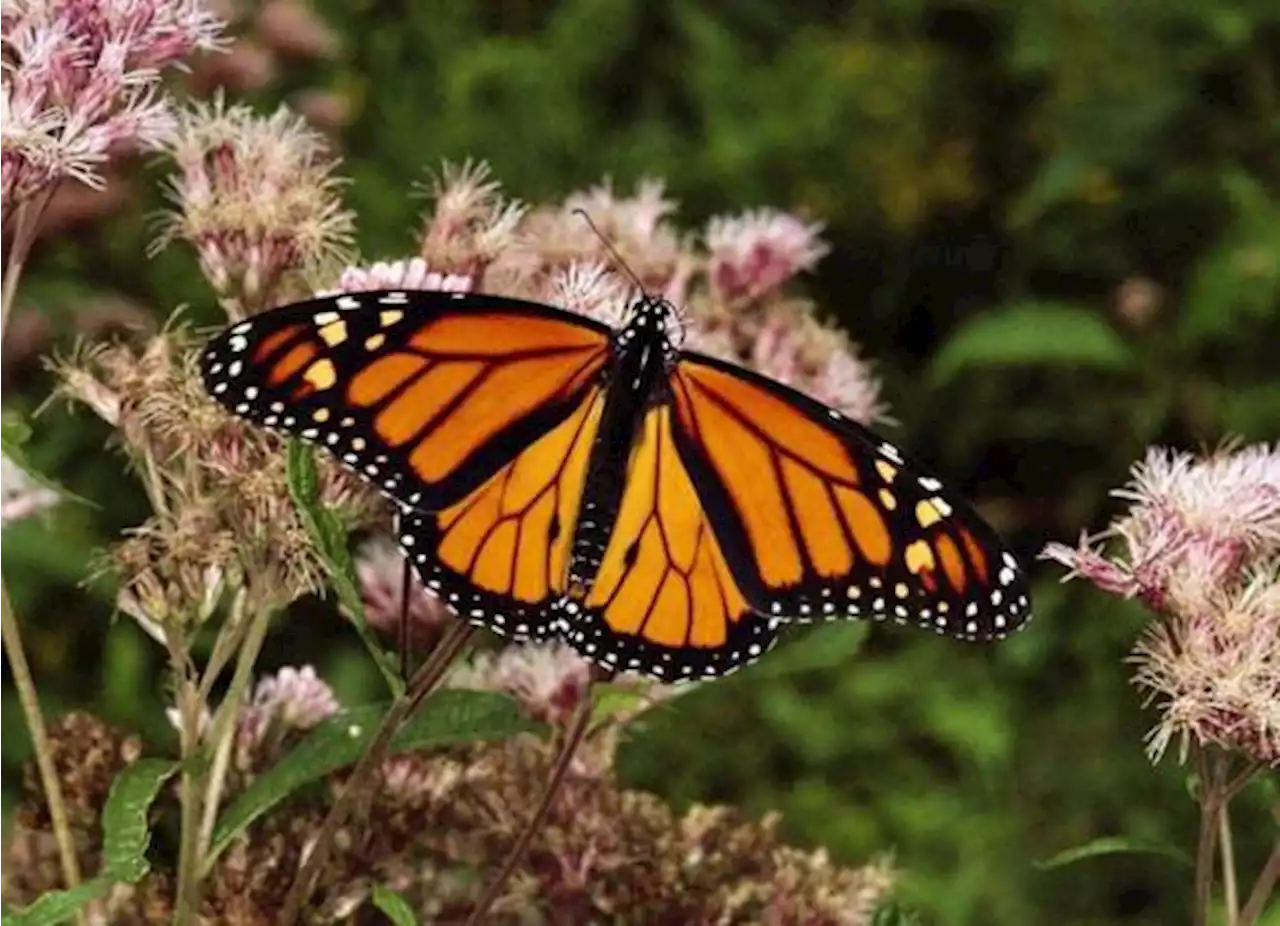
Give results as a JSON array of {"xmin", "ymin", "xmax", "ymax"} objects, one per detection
[
  {"xmin": 5, "ymin": 679, "xmax": 896, "ymax": 925},
  {"xmin": 54, "ymin": 331, "xmax": 383, "ymax": 630}
]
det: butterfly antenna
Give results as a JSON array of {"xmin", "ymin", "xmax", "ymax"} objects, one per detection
[{"xmin": 571, "ymin": 208, "xmax": 648, "ymax": 297}]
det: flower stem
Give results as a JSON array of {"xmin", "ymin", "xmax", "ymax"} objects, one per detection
[
  {"xmin": 197, "ymin": 600, "xmax": 273, "ymax": 864},
  {"xmin": 1193, "ymin": 750, "xmax": 1227, "ymax": 926},
  {"xmin": 463, "ymin": 695, "xmax": 592, "ymax": 926},
  {"xmin": 1, "ymin": 188, "xmax": 55, "ymax": 341},
  {"xmin": 279, "ymin": 620, "xmax": 475, "ymax": 924},
  {"xmin": 1239, "ymin": 836, "xmax": 1280, "ymax": 926},
  {"xmin": 172, "ymin": 674, "xmax": 206, "ymax": 925},
  {"xmin": 1221, "ymin": 802, "xmax": 1238, "ymax": 926},
  {"xmin": 0, "ymin": 584, "xmax": 83, "ymax": 893}
]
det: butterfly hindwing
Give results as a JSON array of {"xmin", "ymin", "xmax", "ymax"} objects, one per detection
[
  {"xmin": 395, "ymin": 386, "xmax": 607, "ymax": 641},
  {"xmin": 553, "ymin": 403, "xmax": 782, "ymax": 681},
  {"xmin": 670, "ymin": 353, "xmax": 1031, "ymax": 640},
  {"xmin": 200, "ymin": 290, "xmax": 612, "ymax": 512}
]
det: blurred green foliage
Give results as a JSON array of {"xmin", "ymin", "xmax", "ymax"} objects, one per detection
[{"xmin": 5, "ymin": 1, "xmax": 1279, "ymax": 924}]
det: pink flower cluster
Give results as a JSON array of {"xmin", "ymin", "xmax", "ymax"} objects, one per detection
[
  {"xmin": 1044, "ymin": 443, "xmax": 1280, "ymax": 765},
  {"xmin": 1, "ymin": 0, "xmax": 225, "ymax": 210}
]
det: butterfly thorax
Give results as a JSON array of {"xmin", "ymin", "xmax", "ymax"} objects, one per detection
[{"xmin": 565, "ymin": 297, "xmax": 677, "ymax": 595}]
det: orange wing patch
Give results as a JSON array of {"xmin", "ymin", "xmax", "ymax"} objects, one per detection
[
  {"xmin": 670, "ymin": 356, "xmax": 1032, "ymax": 641},
  {"xmin": 672, "ymin": 363, "xmax": 888, "ymax": 593},
  {"xmin": 201, "ymin": 291, "xmax": 612, "ymax": 512},
  {"xmin": 433, "ymin": 388, "xmax": 604, "ymax": 605},
  {"xmin": 557, "ymin": 406, "xmax": 781, "ymax": 681}
]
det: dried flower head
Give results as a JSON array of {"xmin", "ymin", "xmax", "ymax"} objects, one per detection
[
  {"xmin": 155, "ymin": 94, "xmax": 355, "ymax": 315},
  {"xmin": 1044, "ymin": 442, "xmax": 1280, "ymax": 765},
  {"xmin": 54, "ymin": 331, "xmax": 382, "ymax": 627},
  {"xmin": 5, "ymin": 682, "xmax": 896, "ymax": 924}
]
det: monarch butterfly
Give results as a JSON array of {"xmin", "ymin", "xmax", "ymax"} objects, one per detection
[{"xmin": 200, "ymin": 288, "xmax": 1031, "ymax": 681}]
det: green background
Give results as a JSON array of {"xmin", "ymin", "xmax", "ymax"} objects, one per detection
[{"xmin": 4, "ymin": 1, "xmax": 1278, "ymax": 923}]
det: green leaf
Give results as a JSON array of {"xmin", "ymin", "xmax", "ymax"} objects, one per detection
[
  {"xmin": 590, "ymin": 682, "xmax": 649, "ymax": 725},
  {"xmin": 285, "ymin": 440, "xmax": 402, "ymax": 695},
  {"xmin": 207, "ymin": 690, "xmax": 540, "ymax": 866},
  {"xmin": 928, "ymin": 302, "xmax": 1135, "ymax": 385},
  {"xmin": 2, "ymin": 881, "xmax": 114, "ymax": 926},
  {"xmin": 369, "ymin": 884, "xmax": 419, "ymax": 925},
  {"xmin": 1, "ymin": 411, "xmax": 96, "ymax": 513},
  {"xmin": 100, "ymin": 759, "xmax": 180, "ymax": 879},
  {"xmin": 738, "ymin": 622, "xmax": 867, "ymax": 681},
  {"xmin": 1035, "ymin": 835, "xmax": 1192, "ymax": 870},
  {"xmin": 5, "ymin": 759, "xmax": 177, "ymax": 926},
  {"xmin": 872, "ymin": 900, "xmax": 925, "ymax": 926}
]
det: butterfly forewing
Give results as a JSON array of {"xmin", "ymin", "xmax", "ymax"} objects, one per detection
[
  {"xmin": 200, "ymin": 291, "xmax": 612, "ymax": 512},
  {"xmin": 670, "ymin": 353, "xmax": 1031, "ymax": 641}
]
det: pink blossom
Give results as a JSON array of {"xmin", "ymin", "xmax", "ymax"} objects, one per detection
[
  {"xmin": 236, "ymin": 665, "xmax": 339, "ymax": 761},
  {"xmin": 543, "ymin": 261, "xmax": 633, "ymax": 328},
  {"xmin": 449, "ymin": 641, "xmax": 591, "ymax": 728},
  {"xmin": 318, "ymin": 257, "xmax": 472, "ymax": 296},
  {"xmin": 1, "ymin": 0, "xmax": 225, "ymax": 209},
  {"xmin": 706, "ymin": 208, "xmax": 829, "ymax": 303},
  {"xmin": 354, "ymin": 537, "xmax": 452, "ymax": 645},
  {"xmin": 749, "ymin": 303, "xmax": 887, "ymax": 426},
  {"xmin": 155, "ymin": 94, "xmax": 354, "ymax": 313},
  {"xmin": 1044, "ymin": 442, "xmax": 1280, "ymax": 766}
]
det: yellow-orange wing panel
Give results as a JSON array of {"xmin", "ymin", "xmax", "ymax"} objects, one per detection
[
  {"xmin": 396, "ymin": 386, "xmax": 606, "ymax": 641},
  {"xmin": 201, "ymin": 290, "xmax": 612, "ymax": 512},
  {"xmin": 670, "ymin": 354, "xmax": 1032, "ymax": 641},
  {"xmin": 553, "ymin": 404, "xmax": 782, "ymax": 681}
]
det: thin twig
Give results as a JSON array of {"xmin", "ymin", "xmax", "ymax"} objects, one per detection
[
  {"xmin": 279, "ymin": 621, "xmax": 475, "ymax": 924},
  {"xmin": 1, "ymin": 187, "xmax": 55, "ymax": 338},
  {"xmin": 197, "ymin": 588, "xmax": 253, "ymax": 703},
  {"xmin": 1, "ymin": 585, "xmax": 84, "ymax": 894},
  {"xmin": 197, "ymin": 599, "xmax": 273, "ymax": 862},
  {"xmin": 1193, "ymin": 749, "xmax": 1226, "ymax": 926},
  {"xmin": 463, "ymin": 696, "xmax": 593, "ymax": 926},
  {"xmin": 1221, "ymin": 801, "xmax": 1238, "ymax": 926},
  {"xmin": 1239, "ymin": 837, "xmax": 1280, "ymax": 926},
  {"xmin": 172, "ymin": 673, "xmax": 206, "ymax": 926}
]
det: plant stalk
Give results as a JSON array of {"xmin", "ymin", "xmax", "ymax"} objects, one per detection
[
  {"xmin": 172, "ymin": 674, "xmax": 206, "ymax": 925},
  {"xmin": 1239, "ymin": 837, "xmax": 1280, "ymax": 926},
  {"xmin": 1, "ymin": 187, "xmax": 55, "ymax": 340},
  {"xmin": 1193, "ymin": 750, "xmax": 1226, "ymax": 926},
  {"xmin": 0, "ymin": 584, "xmax": 83, "ymax": 893},
  {"xmin": 197, "ymin": 600, "xmax": 273, "ymax": 862},
  {"xmin": 279, "ymin": 620, "xmax": 475, "ymax": 924},
  {"xmin": 1221, "ymin": 801, "xmax": 1238, "ymax": 926}
]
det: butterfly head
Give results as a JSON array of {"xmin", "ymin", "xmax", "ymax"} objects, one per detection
[{"xmin": 616, "ymin": 294, "xmax": 682, "ymax": 360}]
